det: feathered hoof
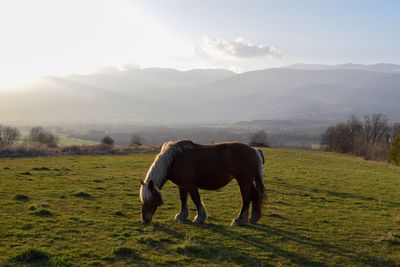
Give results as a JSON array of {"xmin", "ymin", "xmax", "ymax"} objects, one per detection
[
  {"xmin": 174, "ymin": 211, "xmax": 189, "ymax": 222},
  {"xmin": 249, "ymin": 214, "xmax": 261, "ymax": 225},
  {"xmin": 192, "ymin": 214, "xmax": 207, "ymax": 224},
  {"xmin": 231, "ymin": 217, "xmax": 248, "ymax": 226}
]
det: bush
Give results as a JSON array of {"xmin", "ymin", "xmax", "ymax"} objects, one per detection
[
  {"xmin": 353, "ymin": 137, "xmax": 390, "ymax": 161},
  {"xmin": 130, "ymin": 134, "xmax": 144, "ymax": 146},
  {"xmin": 249, "ymin": 129, "xmax": 269, "ymax": 147},
  {"xmin": 388, "ymin": 133, "xmax": 400, "ymax": 165},
  {"xmin": 101, "ymin": 136, "xmax": 114, "ymax": 146},
  {"xmin": 0, "ymin": 125, "xmax": 20, "ymax": 145}
]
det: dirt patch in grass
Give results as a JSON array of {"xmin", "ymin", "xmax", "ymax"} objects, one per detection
[
  {"xmin": 31, "ymin": 208, "xmax": 53, "ymax": 217},
  {"xmin": 9, "ymin": 248, "xmax": 50, "ymax": 265},
  {"xmin": 113, "ymin": 246, "xmax": 140, "ymax": 260},
  {"xmin": 31, "ymin": 167, "xmax": 51, "ymax": 171},
  {"xmin": 114, "ymin": 211, "xmax": 126, "ymax": 217},
  {"xmin": 14, "ymin": 194, "xmax": 30, "ymax": 202},
  {"xmin": 72, "ymin": 191, "xmax": 93, "ymax": 199}
]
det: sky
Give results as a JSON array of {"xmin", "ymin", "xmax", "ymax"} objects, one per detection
[{"xmin": 0, "ymin": 0, "xmax": 399, "ymax": 86}]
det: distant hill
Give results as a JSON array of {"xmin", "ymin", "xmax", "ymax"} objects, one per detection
[
  {"xmin": 1, "ymin": 64, "xmax": 399, "ymax": 124},
  {"xmin": 286, "ymin": 63, "xmax": 400, "ymax": 73}
]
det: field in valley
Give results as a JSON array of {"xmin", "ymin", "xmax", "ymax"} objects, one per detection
[{"xmin": 0, "ymin": 149, "xmax": 400, "ymax": 266}]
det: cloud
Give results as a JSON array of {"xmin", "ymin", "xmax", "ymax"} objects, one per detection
[{"xmin": 196, "ymin": 37, "xmax": 283, "ymax": 60}]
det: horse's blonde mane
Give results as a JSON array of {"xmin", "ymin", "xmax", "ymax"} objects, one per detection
[{"xmin": 140, "ymin": 140, "xmax": 195, "ymax": 202}]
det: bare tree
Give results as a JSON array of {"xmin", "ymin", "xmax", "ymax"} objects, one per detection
[
  {"xmin": 322, "ymin": 114, "xmax": 391, "ymax": 160},
  {"xmin": 346, "ymin": 115, "xmax": 363, "ymax": 149},
  {"xmin": 363, "ymin": 113, "xmax": 390, "ymax": 144},
  {"xmin": 321, "ymin": 123, "xmax": 353, "ymax": 153},
  {"xmin": 29, "ymin": 127, "xmax": 59, "ymax": 147},
  {"xmin": 0, "ymin": 125, "xmax": 20, "ymax": 145},
  {"xmin": 249, "ymin": 129, "xmax": 269, "ymax": 147}
]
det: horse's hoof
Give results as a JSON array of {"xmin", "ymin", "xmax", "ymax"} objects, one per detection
[
  {"xmin": 174, "ymin": 212, "xmax": 189, "ymax": 222},
  {"xmin": 192, "ymin": 215, "xmax": 206, "ymax": 224},
  {"xmin": 249, "ymin": 215, "xmax": 260, "ymax": 224},
  {"xmin": 231, "ymin": 217, "xmax": 247, "ymax": 226}
]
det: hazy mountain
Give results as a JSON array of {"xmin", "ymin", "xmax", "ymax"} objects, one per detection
[
  {"xmin": 286, "ymin": 63, "xmax": 400, "ymax": 73},
  {"xmin": 1, "ymin": 65, "xmax": 399, "ymax": 124}
]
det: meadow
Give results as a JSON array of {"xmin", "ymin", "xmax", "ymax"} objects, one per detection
[{"xmin": 0, "ymin": 148, "xmax": 399, "ymax": 266}]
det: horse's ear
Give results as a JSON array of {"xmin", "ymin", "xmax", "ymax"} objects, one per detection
[
  {"xmin": 140, "ymin": 180, "xmax": 145, "ymax": 186},
  {"xmin": 148, "ymin": 180, "xmax": 154, "ymax": 191}
]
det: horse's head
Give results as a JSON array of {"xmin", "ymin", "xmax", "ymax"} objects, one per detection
[{"xmin": 140, "ymin": 180, "xmax": 163, "ymax": 224}]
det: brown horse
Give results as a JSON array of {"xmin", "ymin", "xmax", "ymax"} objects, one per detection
[{"xmin": 140, "ymin": 140, "xmax": 266, "ymax": 226}]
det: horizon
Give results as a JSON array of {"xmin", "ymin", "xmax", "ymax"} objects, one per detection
[{"xmin": 2, "ymin": 61, "xmax": 400, "ymax": 89}]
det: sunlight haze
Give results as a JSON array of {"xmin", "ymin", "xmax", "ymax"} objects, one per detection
[{"xmin": 2, "ymin": 0, "xmax": 399, "ymax": 87}]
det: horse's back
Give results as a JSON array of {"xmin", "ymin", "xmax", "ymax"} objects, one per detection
[{"xmin": 170, "ymin": 142, "xmax": 260, "ymax": 190}]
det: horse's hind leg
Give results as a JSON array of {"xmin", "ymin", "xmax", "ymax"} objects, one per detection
[
  {"xmin": 174, "ymin": 187, "xmax": 189, "ymax": 222},
  {"xmin": 188, "ymin": 188, "xmax": 207, "ymax": 224},
  {"xmin": 232, "ymin": 180, "xmax": 252, "ymax": 226},
  {"xmin": 250, "ymin": 184, "xmax": 261, "ymax": 224}
]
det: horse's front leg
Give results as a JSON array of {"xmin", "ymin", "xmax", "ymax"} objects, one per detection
[
  {"xmin": 174, "ymin": 187, "xmax": 189, "ymax": 222},
  {"xmin": 188, "ymin": 188, "xmax": 207, "ymax": 224}
]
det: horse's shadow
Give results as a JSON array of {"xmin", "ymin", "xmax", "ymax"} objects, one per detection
[
  {"xmin": 155, "ymin": 222, "xmax": 264, "ymax": 266},
  {"xmin": 198, "ymin": 223, "xmax": 326, "ymax": 267},
  {"xmin": 155, "ymin": 222, "xmax": 397, "ymax": 267},
  {"xmin": 155, "ymin": 221, "xmax": 326, "ymax": 267}
]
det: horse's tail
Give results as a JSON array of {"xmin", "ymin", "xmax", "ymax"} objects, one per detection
[{"xmin": 255, "ymin": 149, "xmax": 266, "ymax": 209}]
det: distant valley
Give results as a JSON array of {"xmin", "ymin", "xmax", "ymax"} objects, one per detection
[{"xmin": 1, "ymin": 63, "xmax": 400, "ymax": 125}]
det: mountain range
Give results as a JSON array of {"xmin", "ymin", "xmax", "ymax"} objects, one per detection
[{"xmin": 1, "ymin": 63, "xmax": 399, "ymax": 124}]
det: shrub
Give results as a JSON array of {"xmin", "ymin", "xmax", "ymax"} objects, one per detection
[
  {"xmin": 353, "ymin": 137, "xmax": 390, "ymax": 161},
  {"xmin": 130, "ymin": 134, "xmax": 144, "ymax": 146},
  {"xmin": 388, "ymin": 133, "xmax": 400, "ymax": 165},
  {"xmin": 249, "ymin": 129, "xmax": 269, "ymax": 147},
  {"xmin": 101, "ymin": 136, "xmax": 114, "ymax": 147}
]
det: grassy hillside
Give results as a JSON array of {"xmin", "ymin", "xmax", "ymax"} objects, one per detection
[
  {"xmin": 57, "ymin": 135, "xmax": 97, "ymax": 146},
  {"xmin": 0, "ymin": 149, "xmax": 399, "ymax": 266},
  {"xmin": 15, "ymin": 132, "xmax": 97, "ymax": 146}
]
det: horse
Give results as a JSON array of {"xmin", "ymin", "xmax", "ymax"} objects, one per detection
[{"xmin": 140, "ymin": 140, "xmax": 266, "ymax": 226}]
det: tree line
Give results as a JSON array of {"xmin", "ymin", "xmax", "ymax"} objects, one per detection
[
  {"xmin": 321, "ymin": 114, "xmax": 400, "ymax": 164},
  {"xmin": 0, "ymin": 126, "xmax": 59, "ymax": 147}
]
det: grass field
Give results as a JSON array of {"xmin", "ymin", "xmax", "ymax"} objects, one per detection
[
  {"xmin": 1, "ymin": 148, "xmax": 400, "ymax": 266},
  {"xmin": 56, "ymin": 135, "xmax": 97, "ymax": 146},
  {"xmin": 15, "ymin": 133, "xmax": 97, "ymax": 147}
]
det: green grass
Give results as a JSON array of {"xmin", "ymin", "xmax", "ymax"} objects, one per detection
[
  {"xmin": 56, "ymin": 134, "xmax": 97, "ymax": 146},
  {"xmin": 0, "ymin": 148, "xmax": 399, "ymax": 266},
  {"xmin": 15, "ymin": 132, "xmax": 97, "ymax": 146}
]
